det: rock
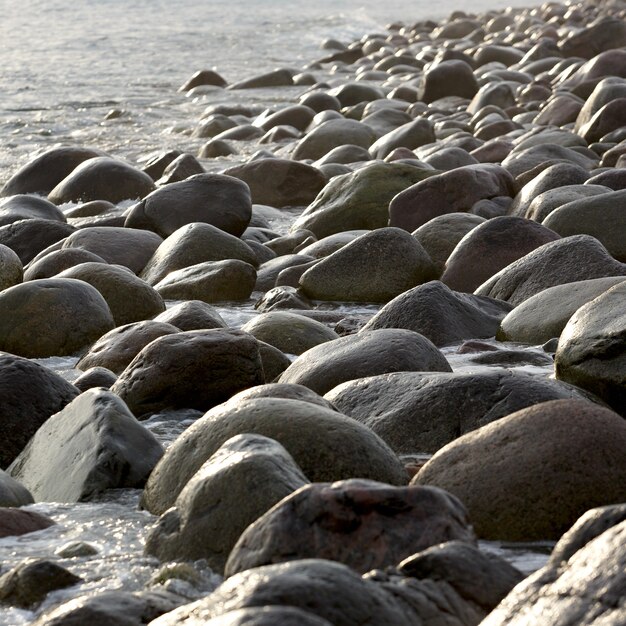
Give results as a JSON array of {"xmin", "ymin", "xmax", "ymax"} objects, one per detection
[
  {"xmin": 412, "ymin": 213, "xmax": 485, "ymax": 274},
  {"xmin": 525, "ymin": 184, "xmax": 611, "ymax": 223},
  {"xmin": 255, "ymin": 254, "xmax": 315, "ymax": 291},
  {"xmin": 575, "ymin": 78, "xmax": 626, "ymax": 134},
  {"xmin": 362, "ymin": 281, "xmax": 512, "ymax": 347},
  {"xmin": 0, "ymin": 559, "xmax": 81, "ymax": 608},
  {"xmin": 140, "ymin": 397, "xmax": 407, "ymax": 515},
  {"xmin": 481, "ymin": 518, "xmax": 626, "ymax": 626},
  {"xmin": 414, "ymin": 399, "xmax": 626, "ymax": 540},
  {"xmin": 0, "ymin": 244, "xmax": 23, "ymax": 290},
  {"xmin": 361, "ymin": 108, "xmax": 413, "ymax": 139},
  {"xmin": 180, "ymin": 69, "xmax": 228, "ymax": 91},
  {"xmin": 256, "ymin": 105, "xmax": 316, "ymax": 132},
  {"xmin": 0, "ymin": 469, "xmax": 33, "ymax": 507},
  {"xmin": 298, "ymin": 227, "xmax": 437, "ymax": 302},
  {"xmin": 279, "ymin": 329, "xmax": 451, "ymax": 395},
  {"xmin": 226, "ymin": 479, "xmax": 474, "ymax": 576},
  {"xmin": 157, "ymin": 153, "xmax": 205, "ymax": 185},
  {"xmin": 467, "ymin": 83, "xmax": 515, "ymax": 114},
  {"xmin": 192, "ymin": 607, "xmax": 333, "ymax": 626},
  {"xmin": 56, "ymin": 262, "xmax": 165, "ymax": 325},
  {"xmin": 559, "ymin": 17, "xmax": 626, "ymax": 59},
  {"xmin": 111, "ymin": 329, "xmax": 264, "ymax": 418},
  {"xmin": 77, "ymin": 320, "xmax": 180, "ymax": 374},
  {"xmin": 497, "ymin": 277, "xmax": 626, "ymax": 344},
  {"xmin": 441, "ymin": 216, "xmax": 561, "ymax": 293},
  {"xmin": 293, "ymin": 162, "xmax": 434, "ymax": 238},
  {"xmin": 541, "ymin": 190, "xmax": 626, "ymax": 262},
  {"xmin": 193, "ymin": 115, "xmax": 238, "ymax": 139},
  {"xmin": 8, "ymin": 388, "xmax": 163, "ymax": 502},
  {"xmin": 222, "ymin": 159, "xmax": 326, "ymax": 208},
  {"xmin": 0, "ymin": 353, "xmax": 79, "ymax": 468},
  {"xmin": 295, "ymin": 231, "xmax": 364, "ymax": 258},
  {"xmin": 23, "ymin": 248, "xmax": 107, "ymax": 281},
  {"xmin": 154, "ymin": 259, "xmax": 256, "ymax": 303},
  {"xmin": 501, "ymin": 144, "xmax": 596, "ymax": 182},
  {"xmin": 145, "ymin": 434, "xmax": 308, "ymax": 573},
  {"xmin": 389, "ymin": 164, "xmax": 516, "ymax": 232},
  {"xmin": 56, "ymin": 541, "xmax": 99, "ymax": 558},
  {"xmin": 0, "ymin": 194, "xmax": 66, "ymax": 227},
  {"xmin": 422, "ymin": 147, "xmax": 478, "ymax": 171},
  {"xmin": 231, "ymin": 383, "xmax": 335, "ymax": 411},
  {"xmin": 241, "ymin": 311, "xmax": 339, "ymax": 356},
  {"xmin": 475, "ymin": 235, "xmax": 626, "ymax": 305},
  {"xmin": 0, "ymin": 146, "xmax": 104, "ymax": 197},
  {"xmin": 48, "ymin": 157, "xmax": 156, "ymax": 204},
  {"xmin": 141, "ymin": 222, "xmax": 257, "ymax": 286},
  {"xmin": 229, "ymin": 68, "xmax": 294, "ymax": 89},
  {"xmin": 369, "ymin": 119, "xmax": 435, "ymax": 160},
  {"xmin": 585, "ymin": 168, "xmax": 626, "ymax": 191},
  {"xmin": 73, "ymin": 366, "xmax": 118, "ymax": 392},
  {"xmin": 299, "ymin": 91, "xmax": 341, "ymax": 113},
  {"xmin": 125, "ymin": 173, "xmax": 252, "ymax": 238},
  {"xmin": 418, "ymin": 60, "xmax": 478, "ymax": 103},
  {"xmin": 258, "ymin": 341, "xmax": 291, "ymax": 382},
  {"xmin": 0, "ymin": 219, "xmax": 75, "ymax": 264},
  {"xmin": 555, "ymin": 281, "xmax": 626, "ymax": 415},
  {"xmin": 314, "ymin": 144, "xmax": 371, "ymax": 167},
  {"xmin": 578, "ymin": 98, "xmax": 626, "ymax": 144},
  {"xmin": 61, "ymin": 226, "xmax": 163, "ymax": 274},
  {"xmin": 0, "ymin": 509, "xmax": 55, "ymax": 539},
  {"xmin": 326, "ymin": 369, "xmax": 589, "ymax": 455},
  {"xmin": 291, "ymin": 119, "xmax": 376, "ymax": 161},
  {"xmin": 199, "ymin": 139, "xmax": 237, "ymax": 158},
  {"xmin": 141, "ymin": 151, "xmax": 183, "ymax": 181},
  {"xmin": 153, "ymin": 300, "xmax": 228, "ymax": 331},
  {"xmin": 0, "ymin": 277, "xmax": 114, "ymax": 359}
]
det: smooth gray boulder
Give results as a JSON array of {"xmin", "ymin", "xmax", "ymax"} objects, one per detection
[
  {"xmin": 0, "ymin": 219, "xmax": 75, "ymax": 264},
  {"xmin": 153, "ymin": 300, "xmax": 228, "ymax": 331},
  {"xmin": 0, "ymin": 244, "xmax": 23, "ymax": 290},
  {"xmin": 23, "ymin": 248, "xmax": 107, "ymax": 281},
  {"xmin": 292, "ymin": 119, "xmax": 376, "ymax": 161},
  {"xmin": 8, "ymin": 389, "xmax": 164, "ymax": 502},
  {"xmin": 524, "ymin": 184, "xmax": 611, "ymax": 223},
  {"xmin": 369, "ymin": 119, "xmax": 435, "ymax": 160},
  {"xmin": 0, "ymin": 194, "xmax": 66, "ymax": 227},
  {"xmin": 0, "ymin": 470, "xmax": 33, "ymax": 507}
]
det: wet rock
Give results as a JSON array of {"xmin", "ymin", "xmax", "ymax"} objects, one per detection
[
  {"xmin": 198, "ymin": 138, "xmax": 237, "ymax": 158},
  {"xmin": 222, "ymin": 159, "xmax": 326, "ymax": 208},
  {"xmin": 141, "ymin": 150, "xmax": 183, "ymax": 181},
  {"xmin": 585, "ymin": 167, "xmax": 626, "ymax": 191},
  {"xmin": 326, "ymin": 369, "xmax": 588, "ymax": 455},
  {"xmin": 328, "ymin": 83, "xmax": 385, "ymax": 107},
  {"xmin": 226, "ymin": 479, "xmax": 474, "ymax": 576},
  {"xmin": 418, "ymin": 60, "xmax": 478, "ymax": 103},
  {"xmin": 23, "ymin": 248, "xmax": 107, "ymax": 281},
  {"xmin": 482, "ymin": 518, "xmax": 626, "ymax": 626},
  {"xmin": 153, "ymin": 300, "xmax": 227, "ymax": 331},
  {"xmin": 533, "ymin": 94, "xmax": 583, "ymax": 126},
  {"xmin": 0, "ymin": 194, "xmax": 66, "ymax": 227},
  {"xmin": 254, "ymin": 254, "xmax": 315, "ymax": 291},
  {"xmin": 293, "ymin": 162, "xmax": 434, "ymax": 238},
  {"xmin": 0, "ymin": 244, "xmax": 23, "ymax": 290},
  {"xmin": 555, "ymin": 281, "xmax": 626, "ymax": 415},
  {"xmin": 0, "ymin": 509, "xmax": 55, "ymax": 538},
  {"xmin": 56, "ymin": 541, "xmax": 99, "ymax": 558},
  {"xmin": 61, "ymin": 226, "xmax": 163, "ymax": 274},
  {"xmin": 140, "ymin": 222, "xmax": 257, "ymax": 286},
  {"xmin": 295, "ymin": 231, "xmax": 364, "ymax": 258},
  {"xmin": 0, "ymin": 559, "xmax": 81, "ymax": 608},
  {"xmin": 299, "ymin": 91, "xmax": 341, "ymax": 113},
  {"xmin": 314, "ymin": 144, "xmax": 371, "ymax": 167},
  {"xmin": 73, "ymin": 366, "xmax": 118, "ymax": 392},
  {"xmin": 213, "ymin": 124, "xmax": 264, "ymax": 142},
  {"xmin": 422, "ymin": 146, "xmax": 478, "ymax": 171},
  {"xmin": 0, "ymin": 218, "xmax": 75, "ymax": 264},
  {"xmin": 229, "ymin": 68, "xmax": 294, "ymax": 89},
  {"xmin": 467, "ymin": 83, "xmax": 515, "ymax": 114},
  {"xmin": 195, "ymin": 607, "xmax": 333, "ymax": 626},
  {"xmin": 192, "ymin": 114, "xmax": 238, "ymax": 139},
  {"xmin": 501, "ymin": 144, "xmax": 596, "ymax": 182},
  {"xmin": 57, "ymin": 262, "xmax": 165, "ymax": 325},
  {"xmin": 111, "ymin": 329, "xmax": 264, "ymax": 418},
  {"xmin": 578, "ymin": 98, "xmax": 626, "ymax": 144},
  {"xmin": 0, "ymin": 469, "xmax": 33, "ymax": 507},
  {"xmin": 264, "ymin": 230, "xmax": 315, "ymax": 256},
  {"xmin": 475, "ymin": 235, "xmax": 626, "ymax": 305},
  {"xmin": 0, "ymin": 277, "xmax": 114, "ymax": 358},
  {"xmin": 361, "ymin": 108, "xmax": 413, "ymax": 139},
  {"xmin": 257, "ymin": 341, "xmax": 291, "ymax": 382},
  {"xmin": 0, "ymin": 146, "xmax": 104, "ymax": 197},
  {"xmin": 48, "ymin": 156, "xmax": 155, "ymax": 204},
  {"xmin": 497, "ymin": 277, "xmax": 626, "ymax": 344},
  {"xmin": 441, "ymin": 216, "xmax": 561, "ymax": 293},
  {"xmin": 125, "ymin": 173, "xmax": 252, "ymax": 238},
  {"xmin": 559, "ymin": 17, "xmax": 626, "ymax": 60},
  {"xmin": 8, "ymin": 388, "xmax": 164, "ymax": 502},
  {"xmin": 279, "ymin": 328, "xmax": 451, "ymax": 395},
  {"xmin": 145, "ymin": 434, "xmax": 308, "ymax": 573},
  {"xmin": 524, "ymin": 184, "xmax": 611, "ymax": 222},
  {"xmin": 231, "ymin": 383, "xmax": 335, "ymax": 411},
  {"xmin": 414, "ymin": 399, "xmax": 626, "ymax": 540},
  {"xmin": 141, "ymin": 397, "xmax": 407, "ymax": 515},
  {"xmin": 156, "ymin": 153, "xmax": 205, "ymax": 185},
  {"xmin": 369, "ymin": 119, "xmax": 435, "ymax": 160},
  {"xmin": 389, "ymin": 164, "xmax": 516, "ymax": 232},
  {"xmin": 241, "ymin": 311, "xmax": 339, "ymax": 356},
  {"xmin": 362, "ymin": 280, "xmax": 512, "ymax": 347},
  {"xmin": 298, "ymin": 227, "xmax": 437, "ymax": 303},
  {"xmin": 77, "ymin": 320, "xmax": 180, "ymax": 374},
  {"xmin": 154, "ymin": 259, "xmax": 256, "ymax": 303},
  {"xmin": 291, "ymin": 119, "xmax": 376, "ymax": 161},
  {"xmin": 180, "ymin": 69, "xmax": 228, "ymax": 91},
  {"xmin": 0, "ymin": 353, "xmax": 79, "ymax": 468}
]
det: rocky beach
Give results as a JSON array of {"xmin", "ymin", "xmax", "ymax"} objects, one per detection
[{"xmin": 1, "ymin": 0, "xmax": 626, "ymax": 623}]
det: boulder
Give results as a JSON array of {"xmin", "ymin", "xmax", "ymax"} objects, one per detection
[
  {"xmin": 475, "ymin": 235, "xmax": 626, "ymax": 306},
  {"xmin": 414, "ymin": 399, "xmax": 626, "ymax": 540},
  {"xmin": 279, "ymin": 329, "xmax": 451, "ymax": 395},
  {"xmin": 140, "ymin": 397, "xmax": 407, "ymax": 515},
  {"xmin": 574, "ymin": 77, "xmax": 626, "ymax": 133},
  {"xmin": 441, "ymin": 216, "xmax": 561, "ymax": 293},
  {"xmin": 0, "ymin": 278, "xmax": 115, "ymax": 359},
  {"xmin": 0, "ymin": 219, "xmax": 75, "ymax": 264},
  {"xmin": 56, "ymin": 262, "xmax": 165, "ymax": 325},
  {"xmin": 578, "ymin": 98, "xmax": 626, "ymax": 143},
  {"xmin": 326, "ymin": 369, "xmax": 589, "ymax": 455},
  {"xmin": 255, "ymin": 254, "xmax": 315, "ymax": 291},
  {"xmin": 0, "ymin": 469, "xmax": 33, "ymax": 507},
  {"xmin": 140, "ymin": 222, "xmax": 258, "ymax": 286},
  {"xmin": 389, "ymin": 164, "xmax": 516, "ymax": 232},
  {"xmin": 77, "ymin": 320, "xmax": 180, "ymax": 374},
  {"xmin": 327, "ymin": 83, "xmax": 385, "ymax": 107},
  {"xmin": 256, "ymin": 104, "xmax": 316, "ymax": 132},
  {"xmin": 154, "ymin": 259, "xmax": 256, "ymax": 303},
  {"xmin": 153, "ymin": 300, "xmax": 228, "ymax": 331},
  {"xmin": 190, "ymin": 607, "xmax": 333, "ymax": 626},
  {"xmin": 0, "ymin": 194, "xmax": 66, "ymax": 227},
  {"xmin": 501, "ymin": 144, "xmax": 596, "ymax": 181},
  {"xmin": 222, "ymin": 159, "xmax": 327, "ymax": 208},
  {"xmin": 48, "ymin": 157, "xmax": 156, "ymax": 204},
  {"xmin": 422, "ymin": 147, "xmax": 478, "ymax": 171},
  {"xmin": 299, "ymin": 228, "xmax": 437, "ymax": 302},
  {"xmin": 23, "ymin": 248, "xmax": 107, "ymax": 281},
  {"xmin": 0, "ymin": 509, "xmax": 55, "ymax": 539},
  {"xmin": 111, "ymin": 329, "xmax": 265, "ymax": 418},
  {"xmin": 180, "ymin": 69, "xmax": 228, "ymax": 91},
  {"xmin": 291, "ymin": 119, "xmax": 376, "ymax": 161},
  {"xmin": 362, "ymin": 281, "xmax": 512, "ymax": 347},
  {"xmin": 124, "ymin": 173, "xmax": 252, "ymax": 238},
  {"xmin": 0, "ymin": 244, "xmax": 23, "ymax": 290},
  {"xmin": 226, "ymin": 480, "xmax": 474, "ymax": 576},
  {"xmin": 524, "ymin": 184, "xmax": 611, "ymax": 223},
  {"xmin": 559, "ymin": 17, "xmax": 626, "ymax": 59},
  {"xmin": 293, "ymin": 162, "xmax": 434, "ymax": 238},
  {"xmin": 230, "ymin": 383, "xmax": 335, "ymax": 411},
  {"xmin": 228, "ymin": 68, "xmax": 294, "ymax": 89},
  {"xmin": 369, "ymin": 119, "xmax": 435, "ymax": 160},
  {"xmin": 73, "ymin": 366, "xmax": 118, "ymax": 392},
  {"xmin": 145, "ymin": 434, "xmax": 308, "ymax": 573},
  {"xmin": 8, "ymin": 388, "xmax": 164, "ymax": 502},
  {"xmin": 555, "ymin": 281, "xmax": 626, "ymax": 415},
  {"xmin": 418, "ymin": 60, "xmax": 479, "ymax": 103},
  {"xmin": 156, "ymin": 153, "xmax": 205, "ymax": 185}
]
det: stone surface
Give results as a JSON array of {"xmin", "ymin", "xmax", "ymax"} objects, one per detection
[
  {"xmin": 418, "ymin": 60, "xmax": 478, "ymax": 103},
  {"xmin": 0, "ymin": 469, "xmax": 33, "ymax": 507},
  {"xmin": 292, "ymin": 119, "xmax": 376, "ymax": 161},
  {"xmin": 23, "ymin": 248, "xmax": 107, "ymax": 281},
  {"xmin": 153, "ymin": 300, "xmax": 227, "ymax": 331},
  {"xmin": 369, "ymin": 118, "xmax": 435, "ymax": 160},
  {"xmin": 0, "ymin": 244, "xmax": 23, "ymax": 291},
  {"xmin": 0, "ymin": 509, "xmax": 55, "ymax": 539},
  {"xmin": 8, "ymin": 388, "xmax": 164, "ymax": 502},
  {"xmin": 0, "ymin": 194, "xmax": 66, "ymax": 227},
  {"xmin": 0, "ymin": 219, "xmax": 75, "ymax": 264},
  {"xmin": 73, "ymin": 366, "xmax": 118, "ymax": 392}
]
